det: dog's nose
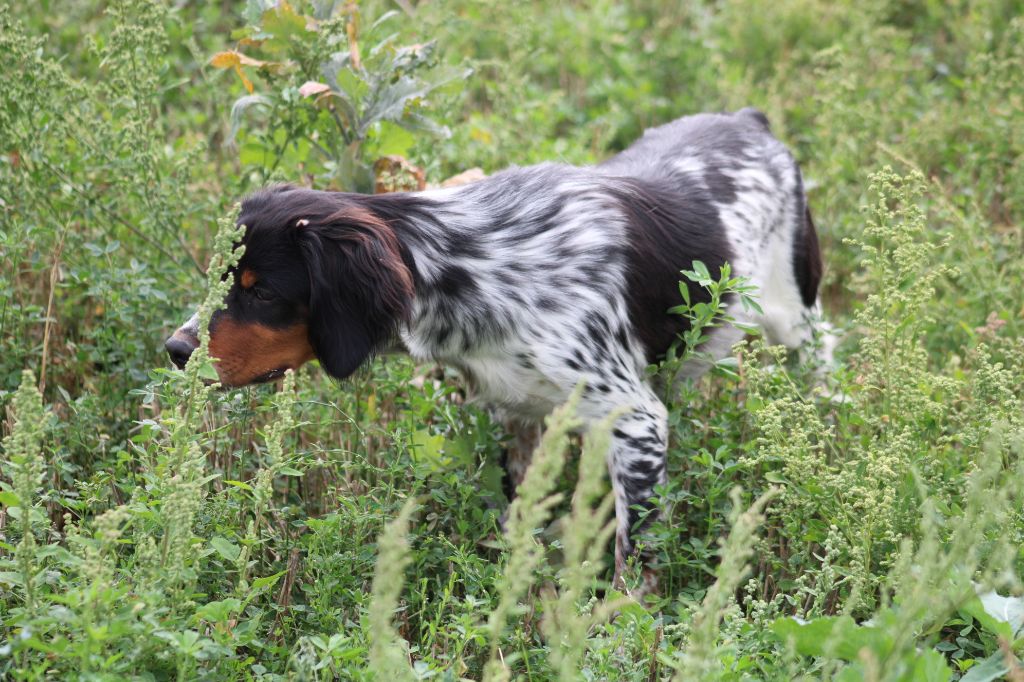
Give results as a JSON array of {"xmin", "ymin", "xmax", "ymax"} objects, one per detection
[{"xmin": 165, "ymin": 336, "xmax": 196, "ymax": 370}]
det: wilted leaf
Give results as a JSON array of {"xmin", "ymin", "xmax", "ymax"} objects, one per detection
[
  {"xmin": 230, "ymin": 94, "xmax": 271, "ymax": 140},
  {"xmin": 210, "ymin": 51, "xmax": 269, "ymax": 94},
  {"xmin": 209, "ymin": 50, "xmax": 266, "ymax": 70},
  {"xmin": 237, "ymin": 67, "xmax": 254, "ymax": 93},
  {"xmin": 298, "ymin": 80, "xmax": 330, "ymax": 98}
]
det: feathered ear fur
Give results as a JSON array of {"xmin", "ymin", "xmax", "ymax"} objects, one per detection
[{"xmin": 297, "ymin": 205, "xmax": 414, "ymax": 379}]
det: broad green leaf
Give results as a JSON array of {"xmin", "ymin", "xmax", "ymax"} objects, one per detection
[
  {"xmin": 195, "ymin": 598, "xmax": 242, "ymax": 623},
  {"xmin": 480, "ymin": 461, "xmax": 507, "ymax": 501},
  {"xmin": 411, "ymin": 428, "xmax": 453, "ymax": 472},
  {"xmin": 834, "ymin": 664, "xmax": 865, "ymax": 682},
  {"xmin": 771, "ymin": 616, "xmax": 894, "ymax": 662},
  {"xmin": 260, "ymin": 1, "xmax": 311, "ymax": 44},
  {"xmin": 960, "ymin": 651, "xmax": 1008, "ymax": 682},
  {"xmin": 223, "ymin": 480, "xmax": 254, "ymax": 492},
  {"xmin": 975, "ymin": 588, "xmax": 1024, "ymax": 635},
  {"xmin": 910, "ymin": 649, "xmax": 953, "ymax": 681},
  {"xmin": 209, "ymin": 536, "xmax": 240, "ymax": 563},
  {"xmin": 368, "ymin": 120, "xmax": 416, "ymax": 157},
  {"xmin": 0, "ymin": 571, "xmax": 25, "ymax": 586},
  {"xmin": 961, "ymin": 594, "xmax": 1015, "ymax": 640}
]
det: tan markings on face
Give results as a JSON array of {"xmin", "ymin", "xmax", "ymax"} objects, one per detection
[
  {"xmin": 240, "ymin": 269, "xmax": 258, "ymax": 290},
  {"xmin": 208, "ymin": 317, "xmax": 315, "ymax": 386}
]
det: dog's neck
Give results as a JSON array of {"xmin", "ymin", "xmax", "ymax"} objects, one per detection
[
  {"xmin": 355, "ymin": 186, "xmax": 485, "ymax": 360},
  {"xmin": 361, "ymin": 186, "xmax": 483, "ymax": 287}
]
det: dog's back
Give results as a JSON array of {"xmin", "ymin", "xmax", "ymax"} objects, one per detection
[{"xmin": 600, "ymin": 108, "xmax": 825, "ymax": 355}]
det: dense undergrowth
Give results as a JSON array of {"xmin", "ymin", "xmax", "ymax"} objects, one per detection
[{"xmin": 2, "ymin": 0, "xmax": 1023, "ymax": 679}]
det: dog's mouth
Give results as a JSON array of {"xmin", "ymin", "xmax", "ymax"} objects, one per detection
[
  {"xmin": 203, "ymin": 366, "xmax": 290, "ymax": 388},
  {"xmin": 250, "ymin": 367, "xmax": 290, "ymax": 385}
]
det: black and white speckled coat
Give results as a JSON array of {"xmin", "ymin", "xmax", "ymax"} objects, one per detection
[{"xmin": 166, "ymin": 108, "xmax": 830, "ymax": 592}]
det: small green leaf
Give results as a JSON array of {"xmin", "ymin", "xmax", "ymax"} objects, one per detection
[
  {"xmin": 251, "ymin": 570, "xmax": 287, "ymax": 591},
  {"xmin": 196, "ymin": 359, "xmax": 219, "ymax": 382},
  {"xmin": 741, "ymin": 295, "xmax": 764, "ymax": 314},
  {"xmin": 678, "ymin": 281, "xmax": 691, "ymax": 306},
  {"xmin": 0, "ymin": 571, "xmax": 25, "ymax": 586},
  {"xmin": 223, "ymin": 480, "xmax": 254, "ymax": 492}
]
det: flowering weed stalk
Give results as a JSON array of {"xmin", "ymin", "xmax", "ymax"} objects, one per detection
[
  {"xmin": 483, "ymin": 386, "xmax": 583, "ymax": 681},
  {"xmin": 2, "ymin": 372, "xmax": 47, "ymax": 617}
]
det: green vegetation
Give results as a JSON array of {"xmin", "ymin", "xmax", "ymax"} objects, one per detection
[{"xmin": 2, "ymin": 1, "xmax": 1023, "ymax": 679}]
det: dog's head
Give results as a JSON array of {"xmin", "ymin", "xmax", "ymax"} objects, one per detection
[{"xmin": 165, "ymin": 185, "xmax": 415, "ymax": 387}]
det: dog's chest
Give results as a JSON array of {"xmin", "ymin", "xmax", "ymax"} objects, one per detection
[
  {"xmin": 404, "ymin": 331, "xmax": 567, "ymax": 418},
  {"xmin": 458, "ymin": 350, "xmax": 570, "ymax": 418}
]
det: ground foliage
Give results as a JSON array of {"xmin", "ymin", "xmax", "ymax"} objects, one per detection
[{"xmin": 2, "ymin": 0, "xmax": 1024, "ymax": 679}]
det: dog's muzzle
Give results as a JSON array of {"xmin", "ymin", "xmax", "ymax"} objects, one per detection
[{"xmin": 165, "ymin": 314, "xmax": 200, "ymax": 369}]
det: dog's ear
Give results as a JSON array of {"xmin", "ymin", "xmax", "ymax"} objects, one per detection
[{"xmin": 297, "ymin": 206, "xmax": 414, "ymax": 379}]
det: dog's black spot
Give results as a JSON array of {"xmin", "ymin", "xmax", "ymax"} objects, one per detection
[
  {"xmin": 611, "ymin": 179, "xmax": 732, "ymax": 362},
  {"xmin": 437, "ymin": 264, "xmax": 478, "ymax": 299}
]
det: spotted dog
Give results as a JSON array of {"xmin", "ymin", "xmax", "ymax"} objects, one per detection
[{"xmin": 166, "ymin": 108, "xmax": 830, "ymax": 594}]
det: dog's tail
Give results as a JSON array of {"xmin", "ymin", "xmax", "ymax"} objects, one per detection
[
  {"xmin": 793, "ymin": 204, "xmax": 823, "ymax": 308},
  {"xmin": 736, "ymin": 106, "xmax": 772, "ymax": 132}
]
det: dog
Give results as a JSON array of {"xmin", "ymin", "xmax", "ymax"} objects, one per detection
[{"xmin": 166, "ymin": 108, "xmax": 829, "ymax": 595}]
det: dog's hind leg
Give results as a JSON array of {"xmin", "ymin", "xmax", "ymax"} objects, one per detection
[{"xmin": 499, "ymin": 416, "xmax": 542, "ymax": 498}]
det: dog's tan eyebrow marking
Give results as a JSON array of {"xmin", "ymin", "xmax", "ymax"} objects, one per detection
[{"xmin": 240, "ymin": 269, "xmax": 258, "ymax": 289}]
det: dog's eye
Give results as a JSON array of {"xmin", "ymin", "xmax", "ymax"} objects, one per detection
[{"xmin": 251, "ymin": 285, "xmax": 275, "ymax": 301}]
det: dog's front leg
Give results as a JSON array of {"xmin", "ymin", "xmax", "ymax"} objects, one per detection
[{"xmin": 580, "ymin": 387, "xmax": 668, "ymax": 599}]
